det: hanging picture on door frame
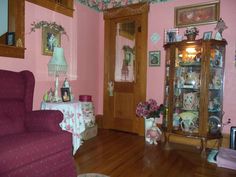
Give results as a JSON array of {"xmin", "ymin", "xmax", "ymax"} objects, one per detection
[{"xmin": 149, "ymin": 50, "xmax": 161, "ymax": 67}]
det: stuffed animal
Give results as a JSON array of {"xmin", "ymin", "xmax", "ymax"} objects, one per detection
[{"xmin": 146, "ymin": 126, "xmax": 162, "ymax": 145}]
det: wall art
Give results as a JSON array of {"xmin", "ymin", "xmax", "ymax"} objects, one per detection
[
  {"xmin": 175, "ymin": 1, "xmax": 220, "ymax": 28},
  {"xmin": 149, "ymin": 50, "xmax": 161, "ymax": 67},
  {"xmin": 42, "ymin": 27, "xmax": 61, "ymax": 56}
]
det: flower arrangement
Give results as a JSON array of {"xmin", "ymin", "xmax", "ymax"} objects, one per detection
[
  {"xmin": 184, "ymin": 26, "xmax": 199, "ymax": 36},
  {"xmin": 136, "ymin": 99, "xmax": 164, "ymax": 119},
  {"xmin": 30, "ymin": 21, "xmax": 67, "ymax": 36}
]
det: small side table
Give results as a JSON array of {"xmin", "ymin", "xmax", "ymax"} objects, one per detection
[{"xmin": 41, "ymin": 101, "xmax": 86, "ymax": 155}]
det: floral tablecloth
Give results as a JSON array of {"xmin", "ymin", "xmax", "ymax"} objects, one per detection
[{"xmin": 41, "ymin": 101, "xmax": 86, "ymax": 155}]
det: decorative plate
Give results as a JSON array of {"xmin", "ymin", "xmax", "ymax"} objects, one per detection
[{"xmin": 208, "ymin": 115, "xmax": 221, "ymax": 134}]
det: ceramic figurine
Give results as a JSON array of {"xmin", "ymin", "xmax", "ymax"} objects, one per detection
[
  {"xmin": 214, "ymin": 18, "xmax": 228, "ymax": 40},
  {"xmin": 180, "ymin": 119, "xmax": 195, "ymax": 132},
  {"xmin": 183, "ymin": 92, "xmax": 199, "ymax": 110},
  {"xmin": 48, "ymin": 88, "xmax": 54, "ymax": 102},
  {"xmin": 178, "ymin": 111, "xmax": 198, "ymax": 133},
  {"xmin": 63, "ymin": 78, "xmax": 70, "ymax": 88},
  {"xmin": 215, "ymin": 32, "xmax": 222, "ymax": 41},
  {"xmin": 173, "ymin": 113, "xmax": 180, "ymax": 129},
  {"xmin": 177, "ymin": 76, "xmax": 185, "ymax": 88},
  {"xmin": 185, "ymin": 72, "xmax": 200, "ymax": 87},
  {"xmin": 107, "ymin": 81, "xmax": 114, "ymax": 96},
  {"xmin": 175, "ymin": 34, "xmax": 183, "ymax": 42},
  {"xmin": 212, "ymin": 74, "xmax": 221, "ymax": 89},
  {"xmin": 214, "ymin": 49, "xmax": 222, "ymax": 67},
  {"xmin": 43, "ymin": 91, "xmax": 48, "ymax": 102},
  {"xmin": 16, "ymin": 38, "xmax": 23, "ymax": 47},
  {"xmin": 194, "ymin": 52, "xmax": 201, "ymax": 62},
  {"xmin": 70, "ymin": 87, "xmax": 74, "ymax": 101},
  {"xmin": 213, "ymin": 98, "xmax": 221, "ymax": 110},
  {"xmin": 208, "ymin": 100, "xmax": 214, "ymax": 110}
]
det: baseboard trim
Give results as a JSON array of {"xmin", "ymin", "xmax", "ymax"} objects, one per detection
[{"xmin": 95, "ymin": 114, "xmax": 103, "ymax": 128}]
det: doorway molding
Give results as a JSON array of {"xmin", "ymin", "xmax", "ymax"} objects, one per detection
[{"xmin": 103, "ymin": 3, "xmax": 149, "ymax": 135}]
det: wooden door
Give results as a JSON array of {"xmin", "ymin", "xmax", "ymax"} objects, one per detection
[{"xmin": 103, "ymin": 4, "xmax": 148, "ymax": 135}]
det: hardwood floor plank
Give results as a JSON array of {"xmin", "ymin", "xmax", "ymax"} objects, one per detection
[{"xmin": 75, "ymin": 129, "xmax": 236, "ymax": 177}]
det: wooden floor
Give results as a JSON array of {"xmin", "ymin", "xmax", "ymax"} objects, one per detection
[{"xmin": 74, "ymin": 129, "xmax": 236, "ymax": 177}]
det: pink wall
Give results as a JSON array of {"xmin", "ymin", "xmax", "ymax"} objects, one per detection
[
  {"xmin": 146, "ymin": 0, "xmax": 236, "ymax": 133},
  {"xmin": 0, "ymin": 2, "xmax": 100, "ymax": 114},
  {"xmin": 96, "ymin": 0, "xmax": 236, "ymax": 133},
  {"xmin": 76, "ymin": 4, "xmax": 101, "ymax": 113},
  {"xmin": 0, "ymin": 1, "xmax": 235, "ymax": 134}
]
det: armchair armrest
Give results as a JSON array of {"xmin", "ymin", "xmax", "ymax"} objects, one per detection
[{"xmin": 25, "ymin": 110, "xmax": 64, "ymax": 132}]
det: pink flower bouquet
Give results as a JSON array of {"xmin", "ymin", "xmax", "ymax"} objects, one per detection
[{"xmin": 136, "ymin": 99, "xmax": 164, "ymax": 119}]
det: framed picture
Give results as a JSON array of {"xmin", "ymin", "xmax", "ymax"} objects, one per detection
[
  {"xmin": 174, "ymin": 1, "xmax": 220, "ymax": 28},
  {"xmin": 230, "ymin": 126, "xmax": 236, "ymax": 150},
  {"xmin": 164, "ymin": 28, "xmax": 179, "ymax": 44},
  {"xmin": 149, "ymin": 50, "xmax": 161, "ymax": 67},
  {"xmin": 203, "ymin": 31, "xmax": 212, "ymax": 40},
  {"xmin": 6, "ymin": 32, "xmax": 15, "ymax": 46},
  {"xmin": 61, "ymin": 88, "xmax": 71, "ymax": 102},
  {"xmin": 42, "ymin": 27, "xmax": 61, "ymax": 56}
]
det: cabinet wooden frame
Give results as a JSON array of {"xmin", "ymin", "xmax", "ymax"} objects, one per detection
[{"xmin": 163, "ymin": 39, "xmax": 227, "ymax": 156}]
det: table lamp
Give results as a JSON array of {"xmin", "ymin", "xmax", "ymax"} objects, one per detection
[{"xmin": 48, "ymin": 47, "xmax": 67, "ymax": 102}]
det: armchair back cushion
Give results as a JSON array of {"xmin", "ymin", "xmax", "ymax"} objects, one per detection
[
  {"xmin": 0, "ymin": 100, "xmax": 25, "ymax": 136},
  {"xmin": 0, "ymin": 70, "xmax": 34, "ymax": 137}
]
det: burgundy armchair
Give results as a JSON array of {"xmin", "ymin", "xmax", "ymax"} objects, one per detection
[{"xmin": 0, "ymin": 70, "xmax": 77, "ymax": 177}]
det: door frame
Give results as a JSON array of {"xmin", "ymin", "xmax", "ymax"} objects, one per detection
[{"xmin": 103, "ymin": 3, "xmax": 149, "ymax": 135}]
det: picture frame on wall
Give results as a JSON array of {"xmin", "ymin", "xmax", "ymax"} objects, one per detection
[
  {"xmin": 149, "ymin": 50, "xmax": 161, "ymax": 67},
  {"xmin": 42, "ymin": 27, "xmax": 61, "ymax": 56},
  {"xmin": 174, "ymin": 1, "xmax": 220, "ymax": 28},
  {"xmin": 203, "ymin": 31, "xmax": 212, "ymax": 40},
  {"xmin": 6, "ymin": 32, "xmax": 15, "ymax": 46},
  {"xmin": 61, "ymin": 87, "xmax": 71, "ymax": 102}
]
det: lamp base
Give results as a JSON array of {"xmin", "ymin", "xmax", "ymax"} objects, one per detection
[
  {"xmin": 52, "ymin": 95, "xmax": 62, "ymax": 102},
  {"xmin": 53, "ymin": 75, "xmax": 62, "ymax": 102}
]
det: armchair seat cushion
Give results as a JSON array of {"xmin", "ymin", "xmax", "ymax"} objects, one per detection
[{"xmin": 0, "ymin": 132, "xmax": 72, "ymax": 174}]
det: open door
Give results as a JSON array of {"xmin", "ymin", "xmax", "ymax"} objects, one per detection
[{"xmin": 103, "ymin": 3, "xmax": 148, "ymax": 135}]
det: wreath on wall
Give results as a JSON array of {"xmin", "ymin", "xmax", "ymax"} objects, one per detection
[{"xmin": 30, "ymin": 21, "xmax": 68, "ymax": 37}]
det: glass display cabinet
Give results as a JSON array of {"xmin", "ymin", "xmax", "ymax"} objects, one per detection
[{"xmin": 163, "ymin": 39, "xmax": 227, "ymax": 156}]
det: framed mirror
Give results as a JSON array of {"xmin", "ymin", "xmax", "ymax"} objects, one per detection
[
  {"xmin": 115, "ymin": 21, "xmax": 136, "ymax": 82},
  {"xmin": 0, "ymin": 0, "xmax": 25, "ymax": 58}
]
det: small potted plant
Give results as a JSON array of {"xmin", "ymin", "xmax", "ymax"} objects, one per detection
[{"xmin": 184, "ymin": 26, "xmax": 199, "ymax": 41}]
